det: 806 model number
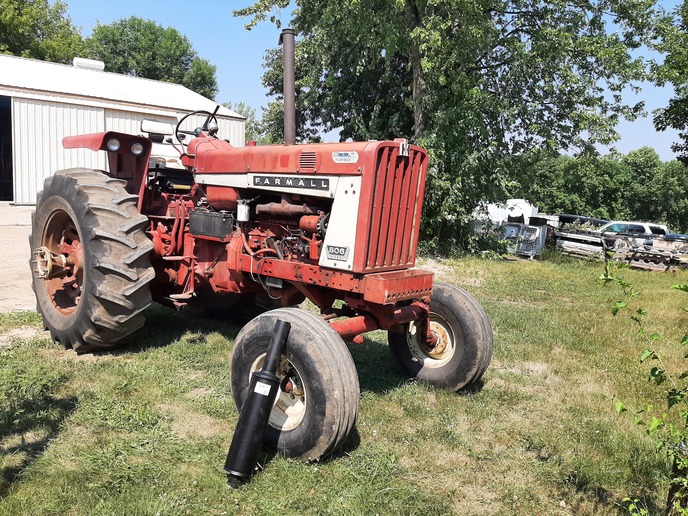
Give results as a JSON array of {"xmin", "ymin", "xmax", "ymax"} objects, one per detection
[{"xmin": 326, "ymin": 245, "xmax": 350, "ymax": 261}]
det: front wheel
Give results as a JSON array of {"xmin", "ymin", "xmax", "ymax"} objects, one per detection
[
  {"xmin": 230, "ymin": 308, "xmax": 360, "ymax": 461},
  {"xmin": 388, "ymin": 282, "xmax": 493, "ymax": 391}
]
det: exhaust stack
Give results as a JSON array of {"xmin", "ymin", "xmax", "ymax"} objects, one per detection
[{"xmin": 279, "ymin": 28, "xmax": 296, "ymax": 145}]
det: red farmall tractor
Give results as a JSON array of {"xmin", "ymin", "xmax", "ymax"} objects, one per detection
[{"xmin": 29, "ymin": 32, "xmax": 493, "ymax": 461}]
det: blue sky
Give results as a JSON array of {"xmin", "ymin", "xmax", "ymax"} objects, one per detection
[{"xmin": 64, "ymin": 0, "xmax": 682, "ymax": 160}]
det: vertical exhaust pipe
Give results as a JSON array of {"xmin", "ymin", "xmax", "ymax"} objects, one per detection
[{"xmin": 280, "ymin": 28, "xmax": 296, "ymax": 145}]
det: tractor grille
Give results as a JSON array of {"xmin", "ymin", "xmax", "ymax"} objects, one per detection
[{"xmin": 364, "ymin": 146, "xmax": 427, "ymax": 272}]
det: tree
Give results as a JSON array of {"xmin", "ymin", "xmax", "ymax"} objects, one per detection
[
  {"xmin": 258, "ymin": 46, "xmax": 326, "ymax": 143},
  {"xmin": 653, "ymin": 1, "xmax": 688, "ymax": 162},
  {"xmin": 84, "ymin": 16, "xmax": 218, "ymax": 99},
  {"xmin": 654, "ymin": 160, "xmax": 688, "ymax": 232},
  {"xmin": 0, "ymin": 0, "xmax": 83, "ymax": 63},
  {"xmin": 235, "ymin": 1, "xmax": 663, "ymax": 248},
  {"xmin": 513, "ymin": 147, "xmax": 688, "ymax": 233},
  {"xmin": 223, "ymin": 101, "xmax": 267, "ymax": 143},
  {"xmin": 621, "ymin": 147, "xmax": 664, "ymax": 222}
]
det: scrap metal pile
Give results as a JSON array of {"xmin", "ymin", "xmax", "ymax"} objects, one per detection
[
  {"xmin": 554, "ymin": 226, "xmax": 688, "ymax": 271},
  {"xmin": 473, "ymin": 201, "xmax": 688, "ymax": 271}
]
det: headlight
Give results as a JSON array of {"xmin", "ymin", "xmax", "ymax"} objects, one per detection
[
  {"xmin": 107, "ymin": 138, "xmax": 120, "ymax": 152},
  {"xmin": 131, "ymin": 142, "xmax": 144, "ymax": 155}
]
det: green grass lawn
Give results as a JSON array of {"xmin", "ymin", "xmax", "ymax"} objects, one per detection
[{"xmin": 1, "ymin": 255, "xmax": 686, "ymax": 515}]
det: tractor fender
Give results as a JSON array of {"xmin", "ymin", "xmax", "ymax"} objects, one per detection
[{"xmin": 62, "ymin": 131, "xmax": 152, "ymax": 199}]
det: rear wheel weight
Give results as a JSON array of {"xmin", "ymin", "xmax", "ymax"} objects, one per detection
[
  {"xmin": 230, "ymin": 308, "xmax": 359, "ymax": 461},
  {"xmin": 388, "ymin": 282, "xmax": 493, "ymax": 391},
  {"xmin": 29, "ymin": 168, "xmax": 154, "ymax": 352}
]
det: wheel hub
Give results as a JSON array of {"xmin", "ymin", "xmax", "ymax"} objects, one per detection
[
  {"xmin": 408, "ymin": 315, "xmax": 456, "ymax": 368},
  {"xmin": 251, "ymin": 355, "xmax": 306, "ymax": 431},
  {"xmin": 427, "ymin": 322, "xmax": 450, "ymax": 358},
  {"xmin": 37, "ymin": 210, "xmax": 84, "ymax": 314},
  {"xmin": 33, "ymin": 246, "xmax": 68, "ymax": 280}
]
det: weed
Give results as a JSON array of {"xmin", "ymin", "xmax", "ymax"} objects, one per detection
[{"xmin": 600, "ymin": 257, "xmax": 688, "ymax": 514}]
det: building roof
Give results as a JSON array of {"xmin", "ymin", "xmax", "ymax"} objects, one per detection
[{"xmin": 0, "ymin": 54, "xmax": 243, "ymax": 119}]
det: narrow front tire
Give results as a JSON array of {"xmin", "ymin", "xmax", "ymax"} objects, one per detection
[{"xmin": 388, "ymin": 282, "xmax": 493, "ymax": 391}]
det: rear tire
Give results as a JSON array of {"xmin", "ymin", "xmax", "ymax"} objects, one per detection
[
  {"xmin": 230, "ymin": 308, "xmax": 359, "ymax": 461},
  {"xmin": 30, "ymin": 169, "xmax": 154, "ymax": 352},
  {"xmin": 388, "ymin": 282, "xmax": 493, "ymax": 391}
]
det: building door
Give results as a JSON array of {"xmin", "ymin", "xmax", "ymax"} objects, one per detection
[{"xmin": 0, "ymin": 96, "xmax": 12, "ymax": 201}]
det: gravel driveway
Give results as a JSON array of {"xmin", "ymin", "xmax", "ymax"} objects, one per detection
[{"xmin": 0, "ymin": 203, "xmax": 37, "ymax": 311}]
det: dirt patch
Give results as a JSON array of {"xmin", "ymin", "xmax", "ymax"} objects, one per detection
[
  {"xmin": 492, "ymin": 360, "xmax": 550, "ymax": 376},
  {"xmin": 418, "ymin": 257, "xmax": 452, "ymax": 281},
  {"xmin": 186, "ymin": 387, "xmax": 214, "ymax": 399},
  {"xmin": 157, "ymin": 402, "xmax": 229, "ymax": 439},
  {"xmin": 0, "ymin": 205, "xmax": 37, "ymax": 312},
  {"xmin": 36, "ymin": 347, "xmax": 125, "ymax": 364},
  {"xmin": 0, "ymin": 326, "xmax": 43, "ymax": 346}
]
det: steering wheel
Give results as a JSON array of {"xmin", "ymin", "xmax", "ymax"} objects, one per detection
[{"xmin": 174, "ymin": 110, "xmax": 219, "ymax": 149}]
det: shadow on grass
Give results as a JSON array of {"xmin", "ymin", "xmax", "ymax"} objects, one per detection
[
  {"xmin": 0, "ymin": 396, "xmax": 78, "ymax": 499},
  {"xmin": 348, "ymin": 335, "xmax": 487, "ymax": 396},
  {"xmin": 347, "ymin": 337, "xmax": 410, "ymax": 394},
  {"xmin": 565, "ymin": 471, "xmax": 663, "ymax": 514},
  {"xmin": 88, "ymin": 304, "xmax": 484, "ymax": 396},
  {"xmin": 231, "ymin": 426, "xmax": 363, "ymax": 480},
  {"xmin": 84, "ymin": 304, "xmax": 244, "ymax": 357}
]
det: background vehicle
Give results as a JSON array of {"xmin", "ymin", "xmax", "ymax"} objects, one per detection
[
  {"xmin": 596, "ymin": 220, "xmax": 671, "ymax": 249},
  {"xmin": 598, "ymin": 220, "xmax": 670, "ymax": 236},
  {"xmin": 29, "ymin": 30, "xmax": 493, "ymax": 461}
]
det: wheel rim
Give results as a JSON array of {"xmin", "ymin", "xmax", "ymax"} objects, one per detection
[
  {"xmin": 406, "ymin": 313, "xmax": 457, "ymax": 368},
  {"xmin": 40, "ymin": 209, "xmax": 84, "ymax": 314},
  {"xmin": 250, "ymin": 354, "xmax": 307, "ymax": 431}
]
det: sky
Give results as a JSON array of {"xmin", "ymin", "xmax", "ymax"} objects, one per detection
[{"xmin": 64, "ymin": 0, "xmax": 682, "ymax": 160}]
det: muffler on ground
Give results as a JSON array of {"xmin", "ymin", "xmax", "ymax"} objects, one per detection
[{"xmin": 224, "ymin": 319, "xmax": 291, "ymax": 488}]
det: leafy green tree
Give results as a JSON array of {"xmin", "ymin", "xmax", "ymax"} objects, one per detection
[
  {"xmin": 652, "ymin": 160, "xmax": 688, "ymax": 232},
  {"xmin": 235, "ymin": 1, "xmax": 662, "ymax": 248},
  {"xmin": 514, "ymin": 152, "xmax": 632, "ymax": 221},
  {"xmin": 653, "ymin": 1, "xmax": 688, "ymax": 162},
  {"xmin": 84, "ymin": 16, "xmax": 218, "ymax": 99},
  {"xmin": 0, "ymin": 0, "xmax": 83, "ymax": 63},
  {"xmin": 259, "ymin": 46, "xmax": 325, "ymax": 143},
  {"xmin": 621, "ymin": 147, "xmax": 664, "ymax": 223},
  {"xmin": 259, "ymin": 101, "xmax": 289, "ymax": 144},
  {"xmin": 183, "ymin": 57, "xmax": 219, "ymax": 100},
  {"xmin": 515, "ymin": 147, "xmax": 688, "ymax": 233}
]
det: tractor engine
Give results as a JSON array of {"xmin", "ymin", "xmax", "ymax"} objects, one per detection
[{"xmin": 144, "ymin": 133, "xmax": 431, "ymax": 322}]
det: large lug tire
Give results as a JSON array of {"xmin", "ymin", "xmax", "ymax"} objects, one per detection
[
  {"xmin": 30, "ymin": 168, "xmax": 154, "ymax": 353},
  {"xmin": 230, "ymin": 307, "xmax": 360, "ymax": 461},
  {"xmin": 388, "ymin": 282, "xmax": 494, "ymax": 391}
]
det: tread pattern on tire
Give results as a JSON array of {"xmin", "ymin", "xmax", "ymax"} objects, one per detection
[{"xmin": 30, "ymin": 168, "xmax": 154, "ymax": 352}]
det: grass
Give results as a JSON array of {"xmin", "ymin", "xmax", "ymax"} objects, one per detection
[{"xmin": 1, "ymin": 255, "xmax": 687, "ymax": 514}]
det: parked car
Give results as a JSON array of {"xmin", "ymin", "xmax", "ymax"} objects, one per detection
[
  {"xmin": 595, "ymin": 221, "xmax": 678, "ymax": 249},
  {"xmin": 597, "ymin": 221, "xmax": 670, "ymax": 236}
]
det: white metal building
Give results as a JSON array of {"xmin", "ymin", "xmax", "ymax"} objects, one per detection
[{"xmin": 0, "ymin": 54, "xmax": 245, "ymax": 204}]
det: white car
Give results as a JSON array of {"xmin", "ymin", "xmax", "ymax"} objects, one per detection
[
  {"xmin": 596, "ymin": 221, "xmax": 671, "ymax": 250},
  {"xmin": 597, "ymin": 221, "xmax": 670, "ymax": 236}
]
